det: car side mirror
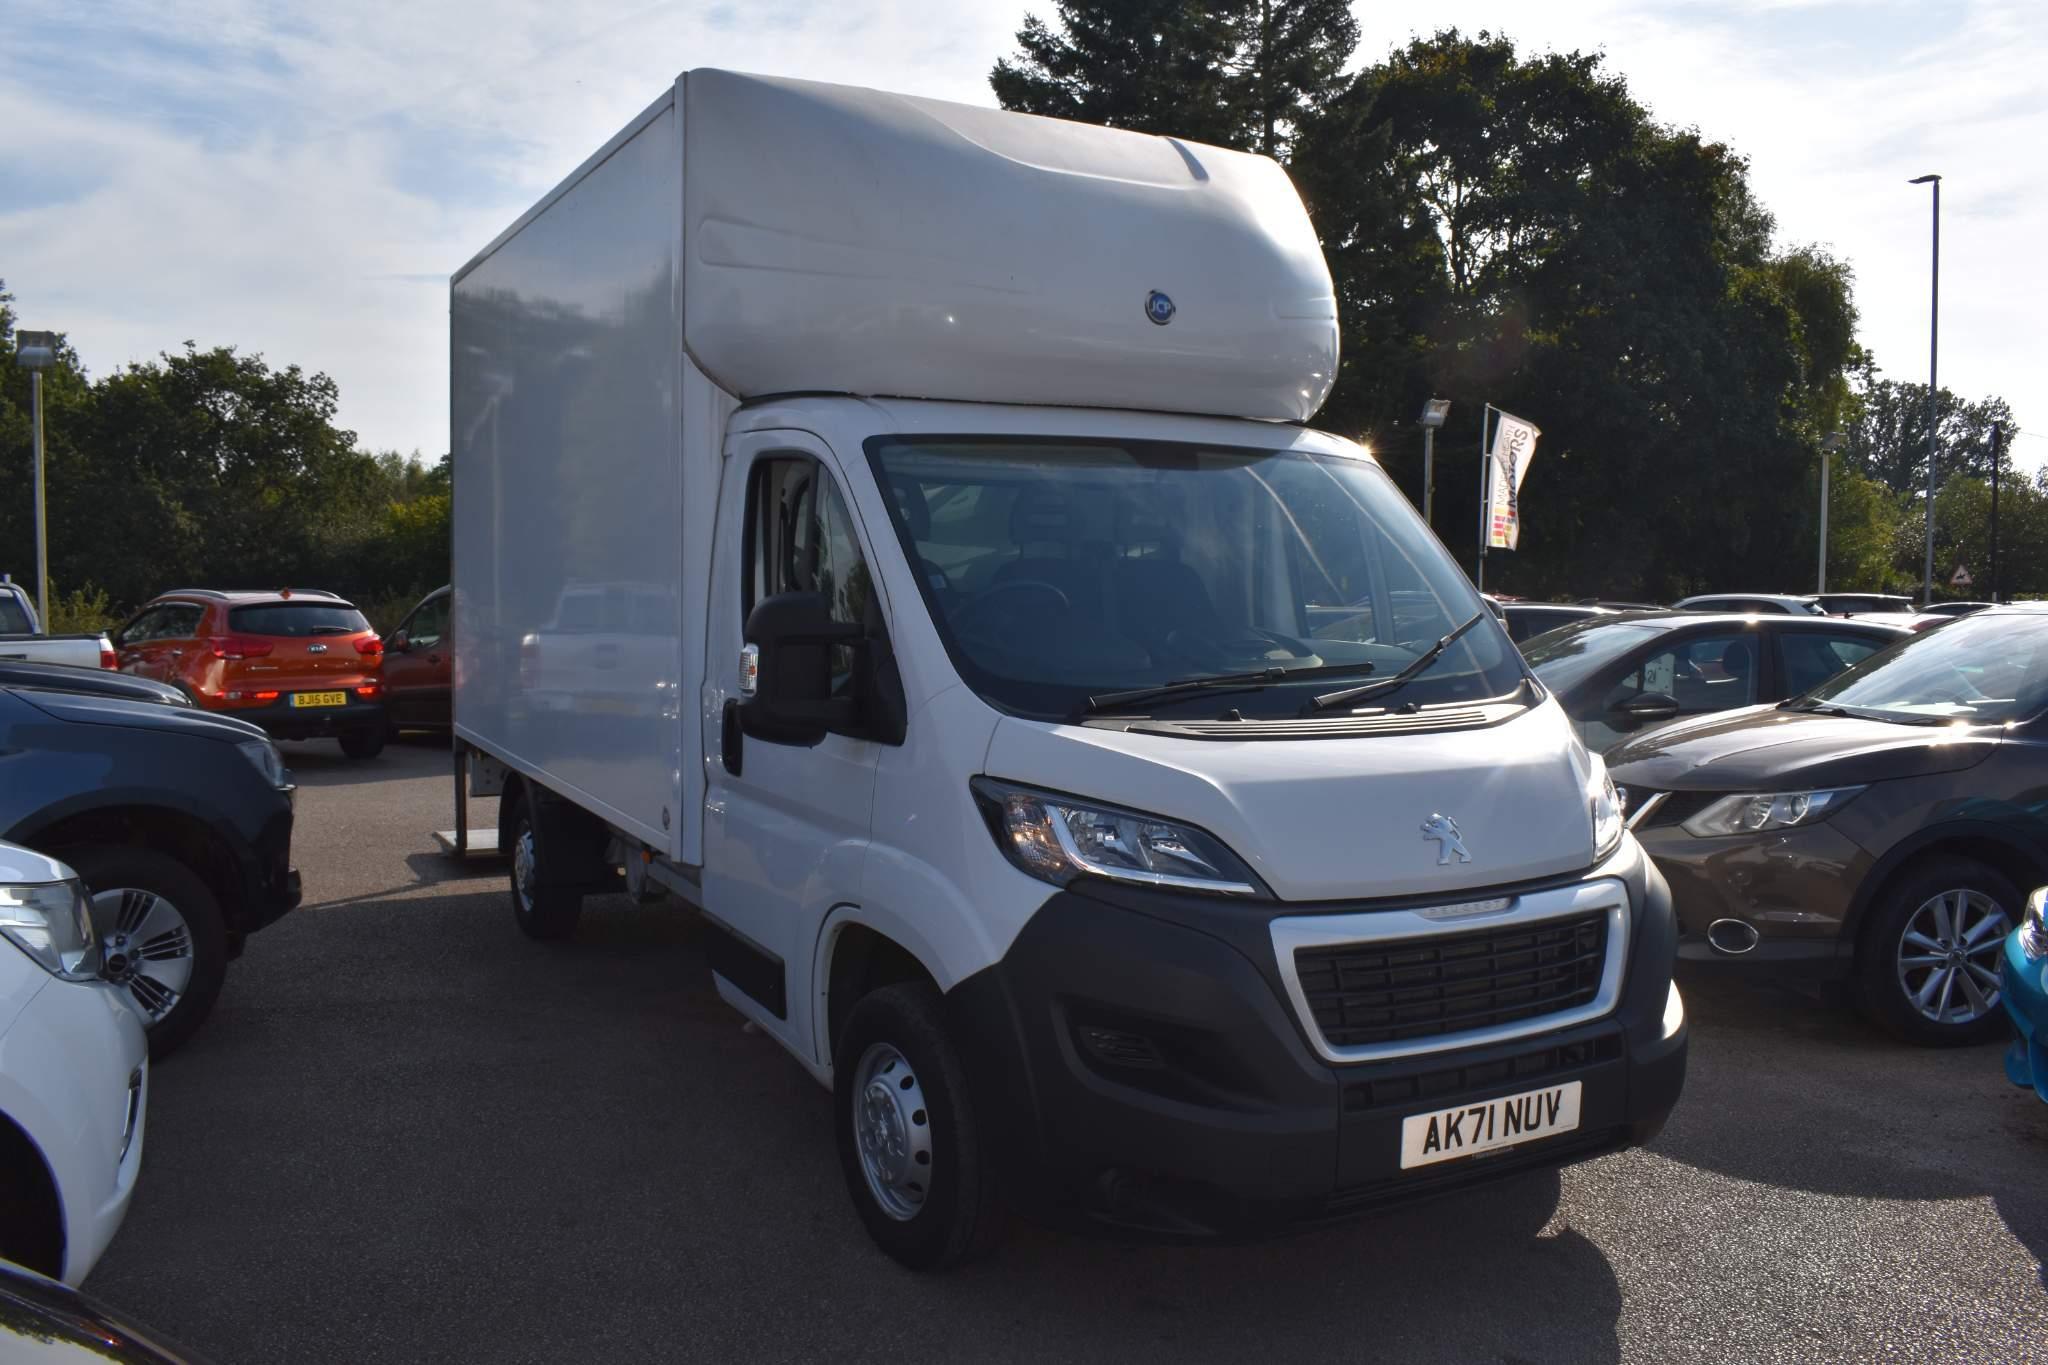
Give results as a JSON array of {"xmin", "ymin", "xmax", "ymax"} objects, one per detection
[
  {"xmin": 389, "ymin": 631, "xmax": 410, "ymax": 653},
  {"xmin": 739, "ymin": 592, "xmax": 862, "ymax": 746},
  {"xmin": 1610, "ymin": 692, "xmax": 1681, "ymax": 730}
]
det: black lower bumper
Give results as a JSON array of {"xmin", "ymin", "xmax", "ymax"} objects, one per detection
[
  {"xmin": 232, "ymin": 808, "xmax": 301, "ymax": 937},
  {"xmin": 948, "ymin": 848, "xmax": 1687, "ymax": 1238},
  {"xmin": 1674, "ymin": 933, "xmax": 1851, "ymax": 981},
  {"xmin": 223, "ymin": 696, "xmax": 385, "ymax": 742}
]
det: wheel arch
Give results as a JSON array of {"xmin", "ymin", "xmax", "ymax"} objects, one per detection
[
  {"xmin": 10, "ymin": 800, "xmax": 248, "ymax": 934},
  {"xmin": 816, "ymin": 913, "xmax": 945, "ymax": 1067},
  {"xmin": 1847, "ymin": 821, "xmax": 2048, "ymax": 954},
  {"xmin": 0, "ymin": 1108, "xmax": 65, "ymax": 1280}
]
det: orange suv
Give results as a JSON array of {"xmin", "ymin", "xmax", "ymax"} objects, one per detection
[{"xmin": 112, "ymin": 589, "xmax": 387, "ymax": 758}]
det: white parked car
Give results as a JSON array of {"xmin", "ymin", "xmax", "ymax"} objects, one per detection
[{"xmin": 0, "ymin": 840, "xmax": 148, "ymax": 1284}]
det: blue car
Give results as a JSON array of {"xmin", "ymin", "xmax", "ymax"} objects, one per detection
[{"xmin": 2003, "ymin": 888, "xmax": 2048, "ymax": 1102}]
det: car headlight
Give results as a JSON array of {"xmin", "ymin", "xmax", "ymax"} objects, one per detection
[
  {"xmin": 2024, "ymin": 888, "xmax": 2048, "ymax": 959},
  {"xmin": 971, "ymin": 778, "xmax": 1262, "ymax": 896},
  {"xmin": 237, "ymin": 738, "xmax": 289, "ymax": 788},
  {"xmin": 1590, "ymin": 756, "xmax": 1625, "ymax": 863},
  {"xmin": 0, "ymin": 873, "xmax": 101, "ymax": 981},
  {"xmin": 1681, "ymin": 787, "xmax": 1864, "ymax": 838}
]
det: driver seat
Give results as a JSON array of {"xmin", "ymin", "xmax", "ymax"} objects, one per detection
[{"xmin": 1111, "ymin": 498, "xmax": 1223, "ymax": 657}]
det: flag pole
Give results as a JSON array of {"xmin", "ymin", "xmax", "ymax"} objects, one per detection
[{"xmin": 1476, "ymin": 404, "xmax": 1495, "ymax": 592}]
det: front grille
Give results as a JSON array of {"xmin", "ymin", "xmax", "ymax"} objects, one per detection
[{"xmin": 1295, "ymin": 911, "xmax": 1609, "ymax": 1049}]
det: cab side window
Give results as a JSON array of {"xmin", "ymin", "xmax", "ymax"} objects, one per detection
[{"xmin": 747, "ymin": 456, "xmax": 875, "ymax": 690}]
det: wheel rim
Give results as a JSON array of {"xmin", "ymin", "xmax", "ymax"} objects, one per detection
[
  {"xmin": 1896, "ymin": 888, "xmax": 2010, "ymax": 1025},
  {"xmin": 851, "ymin": 1042, "xmax": 933, "ymax": 1222},
  {"xmin": 512, "ymin": 824, "xmax": 537, "ymax": 914},
  {"xmin": 89, "ymin": 887, "xmax": 196, "ymax": 1026}
]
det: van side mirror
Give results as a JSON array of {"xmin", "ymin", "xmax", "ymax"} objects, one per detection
[
  {"xmin": 739, "ymin": 592, "xmax": 862, "ymax": 746},
  {"xmin": 1609, "ymin": 692, "xmax": 1681, "ymax": 731}
]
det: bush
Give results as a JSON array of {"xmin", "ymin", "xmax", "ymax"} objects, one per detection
[{"xmin": 45, "ymin": 581, "xmax": 116, "ymax": 634}]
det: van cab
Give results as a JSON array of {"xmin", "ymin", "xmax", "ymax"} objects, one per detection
[{"xmin": 450, "ymin": 69, "xmax": 1687, "ymax": 1267}]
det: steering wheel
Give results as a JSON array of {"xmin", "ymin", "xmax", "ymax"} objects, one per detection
[{"xmin": 954, "ymin": 579, "xmax": 1072, "ymax": 639}]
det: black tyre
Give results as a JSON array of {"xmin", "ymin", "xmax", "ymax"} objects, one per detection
[
  {"xmin": 506, "ymin": 794, "xmax": 582, "ymax": 941},
  {"xmin": 62, "ymin": 844, "xmax": 228, "ymax": 1060},
  {"xmin": 1856, "ymin": 855, "xmax": 2020, "ymax": 1046},
  {"xmin": 339, "ymin": 727, "xmax": 386, "ymax": 760},
  {"xmin": 834, "ymin": 981, "xmax": 1004, "ymax": 1270}
]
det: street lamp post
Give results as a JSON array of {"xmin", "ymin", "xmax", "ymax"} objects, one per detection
[
  {"xmin": 1909, "ymin": 174, "xmax": 1940, "ymax": 608},
  {"xmin": 1419, "ymin": 398, "xmax": 1451, "ymax": 526},
  {"xmin": 12, "ymin": 330, "xmax": 58, "ymax": 629},
  {"xmin": 1817, "ymin": 430, "xmax": 1844, "ymax": 593}
]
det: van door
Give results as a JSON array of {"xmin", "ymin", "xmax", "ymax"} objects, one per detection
[{"xmin": 699, "ymin": 431, "xmax": 886, "ymax": 1065}]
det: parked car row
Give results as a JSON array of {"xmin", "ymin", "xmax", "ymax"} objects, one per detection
[
  {"xmin": 1521, "ymin": 601, "xmax": 2048, "ymax": 1047},
  {"xmin": 0, "ymin": 652, "xmax": 301, "ymax": 1304}
]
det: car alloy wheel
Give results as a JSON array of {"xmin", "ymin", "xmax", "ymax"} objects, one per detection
[
  {"xmin": 90, "ymin": 886, "xmax": 196, "ymax": 1025},
  {"xmin": 1895, "ymin": 888, "xmax": 2010, "ymax": 1026}
]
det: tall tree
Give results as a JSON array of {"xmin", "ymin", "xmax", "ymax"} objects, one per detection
[
  {"xmin": 991, "ymin": 0, "xmax": 1240, "ymax": 146},
  {"xmin": 992, "ymin": 0, "xmax": 1357, "ymax": 157},
  {"xmin": 1844, "ymin": 367, "xmax": 2017, "ymax": 495}
]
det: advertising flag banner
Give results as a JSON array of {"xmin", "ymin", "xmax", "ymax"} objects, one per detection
[{"xmin": 1485, "ymin": 410, "xmax": 1542, "ymax": 550}]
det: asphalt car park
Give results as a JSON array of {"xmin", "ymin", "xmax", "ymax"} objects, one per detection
[{"xmin": 84, "ymin": 740, "xmax": 2048, "ymax": 1364}]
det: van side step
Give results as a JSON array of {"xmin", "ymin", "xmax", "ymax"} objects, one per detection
[{"xmin": 434, "ymin": 828, "xmax": 502, "ymax": 859}]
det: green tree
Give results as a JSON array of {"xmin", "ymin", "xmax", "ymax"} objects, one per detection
[
  {"xmin": 992, "ymin": 0, "xmax": 1357, "ymax": 158},
  {"xmin": 991, "ymin": 0, "xmax": 1242, "ymax": 146},
  {"xmin": 0, "ymin": 281, "xmax": 97, "ymax": 598},
  {"xmin": 1844, "ymin": 367, "xmax": 2017, "ymax": 495}
]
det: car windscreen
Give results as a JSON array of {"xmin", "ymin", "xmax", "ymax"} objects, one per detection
[
  {"xmin": 1522, "ymin": 619, "xmax": 1666, "ymax": 692},
  {"xmin": 228, "ymin": 603, "xmax": 371, "ymax": 637},
  {"xmin": 867, "ymin": 436, "xmax": 1526, "ymax": 721},
  {"xmin": 0, "ymin": 595, "xmax": 30, "ymax": 634},
  {"xmin": 1800, "ymin": 611, "xmax": 2048, "ymax": 724}
]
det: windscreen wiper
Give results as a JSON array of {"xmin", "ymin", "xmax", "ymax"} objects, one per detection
[
  {"xmin": 1306, "ymin": 611, "xmax": 1489, "ymax": 714},
  {"xmin": 1081, "ymin": 660, "xmax": 1377, "ymax": 716}
]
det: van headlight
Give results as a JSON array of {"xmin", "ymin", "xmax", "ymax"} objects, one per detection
[
  {"xmin": 1589, "ymin": 757, "xmax": 1624, "ymax": 863},
  {"xmin": 1680, "ymin": 787, "xmax": 1864, "ymax": 838},
  {"xmin": 0, "ymin": 872, "xmax": 101, "ymax": 981},
  {"xmin": 971, "ymin": 778, "xmax": 1262, "ymax": 896}
]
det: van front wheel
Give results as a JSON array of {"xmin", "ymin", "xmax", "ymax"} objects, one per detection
[{"xmin": 834, "ymin": 982, "xmax": 1003, "ymax": 1270}]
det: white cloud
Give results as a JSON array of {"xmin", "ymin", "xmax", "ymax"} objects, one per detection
[{"xmin": 4, "ymin": 0, "xmax": 2044, "ymax": 464}]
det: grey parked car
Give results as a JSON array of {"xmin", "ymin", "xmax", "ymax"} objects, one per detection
[
  {"xmin": 1671, "ymin": 593, "xmax": 1825, "ymax": 616},
  {"xmin": 1523, "ymin": 612, "xmax": 1910, "ymax": 753}
]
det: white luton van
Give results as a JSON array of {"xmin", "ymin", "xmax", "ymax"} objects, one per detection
[{"xmin": 450, "ymin": 70, "xmax": 1687, "ymax": 1268}]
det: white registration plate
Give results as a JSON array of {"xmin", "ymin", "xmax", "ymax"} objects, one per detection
[{"xmin": 1399, "ymin": 1081, "xmax": 1582, "ymax": 1170}]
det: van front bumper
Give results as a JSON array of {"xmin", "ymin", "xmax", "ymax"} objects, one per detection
[{"xmin": 947, "ymin": 845, "xmax": 1686, "ymax": 1237}]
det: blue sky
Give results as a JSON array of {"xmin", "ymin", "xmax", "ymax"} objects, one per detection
[{"xmin": 4, "ymin": 0, "xmax": 2044, "ymax": 466}]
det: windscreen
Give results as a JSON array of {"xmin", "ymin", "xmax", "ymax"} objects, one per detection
[
  {"xmin": 1523, "ymin": 619, "xmax": 1666, "ymax": 692},
  {"xmin": 867, "ymin": 437, "xmax": 1525, "ymax": 721},
  {"xmin": 1801, "ymin": 611, "xmax": 2048, "ymax": 724},
  {"xmin": 228, "ymin": 603, "xmax": 371, "ymax": 637},
  {"xmin": 0, "ymin": 595, "xmax": 30, "ymax": 634}
]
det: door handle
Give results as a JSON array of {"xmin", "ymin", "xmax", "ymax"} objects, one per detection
[
  {"xmin": 721, "ymin": 699, "xmax": 744, "ymax": 777},
  {"xmin": 427, "ymin": 653, "xmax": 441, "ymax": 664}
]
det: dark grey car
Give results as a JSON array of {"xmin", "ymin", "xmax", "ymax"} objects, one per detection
[
  {"xmin": 1607, "ymin": 605, "xmax": 2048, "ymax": 1045},
  {"xmin": 1524, "ymin": 612, "xmax": 1911, "ymax": 754}
]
